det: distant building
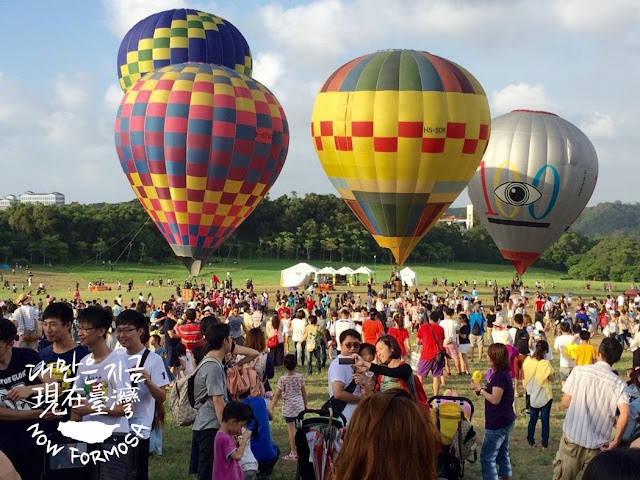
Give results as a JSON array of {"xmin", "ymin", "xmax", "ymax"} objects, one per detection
[
  {"xmin": 466, "ymin": 204, "xmax": 474, "ymax": 229},
  {"xmin": 437, "ymin": 205, "xmax": 475, "ymax": 232},
  {"xmin": 0, "ymin": 192, "xmax": 65, "ymax": 209}
]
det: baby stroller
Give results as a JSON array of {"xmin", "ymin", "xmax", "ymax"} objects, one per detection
[
  {"xmin": 429, "ymin": 395, "xmax": 477, "ymax": 480},
  {"xmin": 295, "ymin": 408, "xmax": 346, "ymax": 480}
]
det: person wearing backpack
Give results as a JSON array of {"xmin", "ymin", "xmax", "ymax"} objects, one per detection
[
  {"xmin": 512, "ymin": 314, "xmax": 531, "ymax": 398},
  {"xmin": 523, "ymin": 340, "xmax": 554, "ymax": 449},
  {"xmin": 468, "ymin": 303, "xmax": 486, "ymax": 363},
  {"xmin": 192, "ymin": 324, "xmax": 259, "ymax": 480}
]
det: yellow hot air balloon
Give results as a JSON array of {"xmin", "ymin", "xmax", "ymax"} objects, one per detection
[{"xmin": 311, "ymin": 50, "xmax": 491, "ymax": 264}]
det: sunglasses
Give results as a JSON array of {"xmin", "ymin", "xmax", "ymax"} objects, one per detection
[{"xmin": 343, "ymin": 342, "xmax": 361, "ymax": 349}]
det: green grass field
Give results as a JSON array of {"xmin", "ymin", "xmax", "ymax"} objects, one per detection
[{"xmin": 1, "ymin": 259, "xmax": 632, "ymax": 479}]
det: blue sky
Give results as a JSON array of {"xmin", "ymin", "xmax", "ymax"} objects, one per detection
[{"xmin": 0, "ymin": 0, "xmax": 638, "ymax": 207}]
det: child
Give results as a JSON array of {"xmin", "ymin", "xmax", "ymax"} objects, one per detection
[
  {"xmin": 566, "ymin": 330, "xmax": 598, "ymax": 366},
  {"xmin": 177, "ymin": 342, "xmax": 195, "ymax": 378},
  {"xmin": 355, "ymin": 343, "xmax": 376, "ymax": 394},
  {"xmin": 213, "ymin": 402, "xmax": 254, "ymax": 480},
  {"xmin": 269, "ymin": 354, "xmax": 307, "ymax": 461}
]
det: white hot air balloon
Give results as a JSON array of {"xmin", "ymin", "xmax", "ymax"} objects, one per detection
[{"xmin": 467, "ymin": 110, "xmax": 598, "ymax": 275}]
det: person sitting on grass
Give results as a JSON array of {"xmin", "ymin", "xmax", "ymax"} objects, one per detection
[{"xmin": 269, "ymin": 354, "xmax": 307, "ymax": 461}]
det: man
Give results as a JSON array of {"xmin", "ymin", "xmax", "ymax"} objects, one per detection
[
  {"xmin": 332, "ymin": 309, "xmax": 356, "ymax": 350},
  {"xmin": 468, "ymin": 303, "xmax": 486, "ymax": 362},
  {"xmin": 162, "ymin": 304, "xmax": 182, "ymax": 378},
  {"xmin": 552, "ymin": 337, "xmax": 629, "ymax": 480},
  {"xmin": 417, "ymin": 311, "xmax": 446, "ymax": 396},
  {"xmin": 575, "ymin": 307, "xmax": 590, "ymax": 332},
  {"xmin": 512, "ymin": 313, "xmax": 530, "ymax": 398},
  {"xmin": 115, "ymin": 310, "xmax": 169, "ymax": 480},
  {"xmin": 439, "ymin": 307, "xmax": 461, "ymax": 376},
  {"xmin": 554, "ymin": 322, "xmax": 576, "ymax": 385},
  {"xmin": 177, "ymin": 308, "xmax": 204, "ymax": 354},
  {"xmin": 291, "ymin": 310, "xmax": 307, "ymax": 366},
  {"xmin": 12, "ymin": 293, "xmax": 40, "ymax": 350},
  {"xmin": 0, "ymin": 318, "xmax": 56, "ymax": 479},
  {"xmin": 361, "ymin": 309, "xmax": 384, "ymax": 346},
  {"xmin": 327, "ymin": 329, "xmax": 362, "ymax": 424}
]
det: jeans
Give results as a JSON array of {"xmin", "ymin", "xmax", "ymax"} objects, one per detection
[
  {"xmin": 481, "ymin": 422, "xmax": 514, "ymax": 480},
  {"xmin": 294, "ymin": 341, "xmax": 305, "ymax": 365},
  {"xmin": 306, "ymin": 347, "xmax": 322, "ymax": 374},
  {"xmin": 528, "ymin": 399, "xmax": 552, "ymax": 448},
  {"xmin": 617, "ymin": 331, "xmax": 630, "ymax": 348}
]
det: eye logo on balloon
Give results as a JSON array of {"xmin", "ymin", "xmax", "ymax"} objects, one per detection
[{"xmin": 494, "ymin": 182, "xmax": 542, "ymax": 206}]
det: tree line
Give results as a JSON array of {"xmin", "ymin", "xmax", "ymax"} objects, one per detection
[{"xmin": 0, "ymin": 194, "xmax": 638, "ymax": 282}]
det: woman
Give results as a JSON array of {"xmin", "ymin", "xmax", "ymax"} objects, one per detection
[
  {"xmin": 244, "ymin": 328, "xmax": 275, "ymax": 396},
  {"xmin": 522, "ymin": 340, "xmax": 554, "ymax": 449},
  {"xmin": 282, "ymin": 310, "xmax": 292, "ymax": 355},
  {"xmin": 353, "ymin": 335, "xmax": 414, "ymax": 395},
  {"xmin": 301, "ymin": 315, "xmax": 321, "ymax": 374},
  {"xmin": 471, "ymin": 343, "xmax": 516, "ymax": 480},
  {"xmin": 266, "ymin": 313, "xmax": 284, "ymax": 366},
  {"xmin": 618, "ymin": 309, "xmax": 631, "ymax": 349},
  {"xmin": 332, "ymin": 390, "xmax": 438, "ymax": 480},
  {"xmin": 388, "ymin": 313, "xmax": 411, "ymax": 361},
  {"xmin": 458, "ymin": 313, "xmax": 471, "ymax": 375}
]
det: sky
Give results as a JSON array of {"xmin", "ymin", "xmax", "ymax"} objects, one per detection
[{"xmin": 0, "ymin": 0, "xmax": 638, "ymax": 207}]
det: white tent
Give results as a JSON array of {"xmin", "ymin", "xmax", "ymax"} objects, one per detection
[
  {"xmin": 335, "ymin": 266, "xmax": 355, "ymax": 276},
  {"xmin": 353, "ymin": 266, "xmax": 374, "ymax": 275},
  {"xmin": 400, "ymin": 267, "xmax": 418, "ymax": 287},
  {"xmin": 315, "ymin": 266, "xmax": 336, "ymax": 283},
  {"xmin": 280, "ymin": 263, "xmax": 318, "ymax": 288}
]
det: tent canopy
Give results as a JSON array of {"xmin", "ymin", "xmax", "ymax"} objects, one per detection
[
  {"xmin": 399, "ymin": 267, "xmax": 418, "ymax": 287},
  {"xmin": 335, "ymin": 266, "xmax": 355, "ymax": 275},
  {"xmin": 353, "ymin": 266, "xmax": 374, "ymax": 275},
  {"xmin": 280, "ymin": 262, "xmax": 318, "ymax": 288},
  {"xmin": 316, "ymin": 266, "xmax": 336, "ymax": 275}
]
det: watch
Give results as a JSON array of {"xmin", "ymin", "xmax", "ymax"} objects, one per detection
[{"xmin": 479, "ymin": 387, "xmax": 484, "ymax": 394}]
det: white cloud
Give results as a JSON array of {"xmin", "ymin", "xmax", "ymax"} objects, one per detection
[
  {"xmin": 104, "ymin": 84, "xmax": 124, "ymax": 114},
  {"xmin": 251, "ymin": 52, "xmax": 284, "ymax": 89},
  {"xmin": 52, "ymin": 73, "xmax": 91, "ymax": 111},
  {"xmin": 102, "ymin": 0, "xmax": 192, "ymax": 37},
  {"xmin": 579, "ymin": 112, "xmax": 615, "ymax": 140},
  {"xmin": 491, "ymin": 83, "xmax": 560, "ymax": 116},
  {"xmin": 550, "ymin": 0, "xmax": 640, "ymax": 35}
]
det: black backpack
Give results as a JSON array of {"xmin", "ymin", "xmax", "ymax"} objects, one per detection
[{"xmin": 515, "ymin": 328, "xmax": 530, "ymax": 355}]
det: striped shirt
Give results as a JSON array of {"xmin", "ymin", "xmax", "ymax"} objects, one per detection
[
  {"xmin": 562, "ymin": 361, "xmax": 629, "ymax": 448},
  {"xmin": 177, "ymin": 322, "xmax": 204, "ymax": 351},
  {"xmin": 12, "ymin": 305, "xmax": 38, "ymax": 335}
]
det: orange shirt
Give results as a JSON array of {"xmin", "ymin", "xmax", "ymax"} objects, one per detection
[{"xmin": 362, "ymin": 319, "xmax": 384, "ymax": 345}]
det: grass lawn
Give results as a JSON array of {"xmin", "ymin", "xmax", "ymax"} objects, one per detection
[{"xmin": 0, "ymin": 259, "xmax": 631, "ymax": 479}]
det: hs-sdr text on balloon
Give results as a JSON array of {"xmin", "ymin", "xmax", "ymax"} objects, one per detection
[{"xmin": 423, "ymin": 126, "xmax": 446, "ymax": 134}]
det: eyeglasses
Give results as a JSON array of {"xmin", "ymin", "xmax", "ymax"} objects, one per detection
[
  {"xmin": 343, "ymin": 342, "xmax": 361, "ymax": 349},
  {"xmin": 77, "ymin": 327, "xmax": 97, "ymax": 332},
  {"xmin": 116, "ymin": 327, "xmax": 138, "ymax": 335}
]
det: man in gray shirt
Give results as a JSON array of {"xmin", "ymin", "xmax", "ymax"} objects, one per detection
[{"xmin": 192, "ymin": 323, "xmax": 258, "ymax": 480}]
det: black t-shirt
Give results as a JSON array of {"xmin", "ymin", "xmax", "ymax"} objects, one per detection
[
  {"xmin": 0, "ymin": 347, "xmax": 43, "ymax": 452},
  {"xmin": 486, "ymin": 314, "xmax": 496, "ymax": 328},
  {"xmin": 39, "ymin": 344, "xmax": 90, "ymax": 433},
  {"xmin": 458, "ymin": 324, "xmax": 471, "ymax": 345},
  {"xmin": 164, "ymin": 318, "xmax": 180, "ymax": 350}
]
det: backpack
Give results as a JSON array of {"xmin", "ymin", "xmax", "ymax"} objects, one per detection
[
  {"xmin": 471, "ymin": 319, "xmax": 480, "ymax": 336},
  {"xmin": 515, "ymin": 328, "xmax": 530, "ymax": 355},
  {"xmin": 169, "ymin": 357, "xmax": 215, "ymax": 427},
  {"xmin": 450, "ymin": 417, "xmax": 478, "ymax": 463},
  {"xmin": 402, "ymin": 373, "xmax": 429, "ymax": 409},
  {"xmin": 306, "ymin": 327, "xmax": 317, "ymax": 352},
  {"xmin": 18, "ymin": 308, "xmax": 40, "ymax": 342},
  {"xmin": 227, "ymin": 365, "xmax": 251, "ymax": 400}
]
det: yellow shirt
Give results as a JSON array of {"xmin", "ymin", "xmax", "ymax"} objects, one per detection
[{"xmin": 570, "ymin": 343, "xmax": 597, "ymax": 365}]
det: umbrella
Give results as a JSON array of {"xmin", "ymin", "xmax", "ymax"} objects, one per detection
[{"xmin": 624, "ymin": 288, "xmax": 640, "ymax": 297}]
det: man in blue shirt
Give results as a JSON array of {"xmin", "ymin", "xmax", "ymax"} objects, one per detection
[
  {"xmin": 469, "ymin": 303, "xmax": 486, "ymax": 362},
  {"xmin": 575, "ymin": 307, "xmax": 590, "ymax": 331}
]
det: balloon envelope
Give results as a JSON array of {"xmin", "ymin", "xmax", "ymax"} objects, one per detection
[
  {"xmin": 114, "ymin": 62, "xmax": 289, "ymax": 275},
  {"xmin": 117, "ymin": 9, "xmax": 252, "ymax": 92},
  {"xmin": 311, "ymin": 49, "xmax": 491, "ymax": 265},
  {"xmin": 467, "ymin": 110, "xmax": 598, "ymax": 274}
]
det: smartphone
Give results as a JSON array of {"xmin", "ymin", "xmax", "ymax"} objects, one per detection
[{"xmin": 338, "ymin": 357, "xmax": 355, "ymax": 365}]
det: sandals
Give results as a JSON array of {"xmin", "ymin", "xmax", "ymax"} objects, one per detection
[{"xmin": 282, "ymin": 452, "xmax": 298, "ymax": 461}]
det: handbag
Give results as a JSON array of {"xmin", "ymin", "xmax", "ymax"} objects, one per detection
[
  {"xmin": 267, "ymin": 335, "xmax": 278, "ymax": 348},
  {"xmin": 427, "ymin": 324, "xmax": 450, "ymax": 367},
  {"xmin": 322, "ymin": 379, "xmax": 357, "ymax": 415}
]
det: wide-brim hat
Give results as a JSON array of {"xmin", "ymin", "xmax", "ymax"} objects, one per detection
[{"xmin": 16, "ymin": 293, "xmax": 31, "ymax": 305}]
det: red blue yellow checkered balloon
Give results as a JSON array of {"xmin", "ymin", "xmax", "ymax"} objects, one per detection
[{"xmin": 115, "ymin": 62, "xmax": 289, "ymax": 274}]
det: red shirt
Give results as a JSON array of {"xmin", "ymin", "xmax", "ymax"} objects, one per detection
[
  {"xmin": 277, "ymin": 306, "xmax": 291, "ymax": 319},
  {"xmin": 305, "ymin": 298, "xmax": 315, "ymax": 312},
  {"xmin": 534, "ymin": 300, "xmax": 544, "ymax": 312},
  {"xmin": 362, "ymin": 319, "xmax": 384, "ymax": 345},
  {"xmin": 417, "ymin": 323, "xmax": 445, "ymax": 361},
  {"xmin": 177, "ymin": 322, "xmax": 204, "ymax": 351},
  {"xmin": 388, "ymin": 327, "xmax": 410, "ymax": 357}
]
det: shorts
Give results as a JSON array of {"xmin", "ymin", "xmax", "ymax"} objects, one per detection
[
  {"xmin": 418, "ymin": 358, "xmax": 443, "ymax": 378},
  {"xmin": 514, "ymin": 354, "xmax": 527, "ymax": 380},
  {"xmin": 559, "ymin": 367, "xmax": 573, "ymax": 382},
  {"xmin": 444, "ymin": 342, "xmax": 459, "ymax": 358},
  {"xmin": 285, "ymin": 416, "xmax": 297, "ymax": 424},
  {"xmin": 458, "ymin": 343, "xmax": 471, "ymax": 355},
  {"xmin": 469, "ymin": 334, "xmax": 484, "ymax": 348}
]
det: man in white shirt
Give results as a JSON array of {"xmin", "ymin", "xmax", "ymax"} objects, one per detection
[
  {"xmin": 327, "ymin": 329, "xmax": 362, "ymax": 424},
  {"xmin": 554, "ymin": 322, "xmax": 576, "ymax": 385},
  {"xmin": 12, "ymin": 294, "xmax": 39, "ymax": 350},
  {"xmin": 439, "ymin": 307, "xmax": 461, "ymax": 375},
  {"xmin": 552, "ymin": 337, "xmax": 629, "ymax": 480},
  {"xmin": 332, "ymin": 309, "xmax": 355, "ymax": 350},
  {"xmin": 115, "ymin": 310, "xmax": 169, "ymax": 480},
  {"xmin": 291, "ymin": 311, "xmax": 307, "ymax": 366}
]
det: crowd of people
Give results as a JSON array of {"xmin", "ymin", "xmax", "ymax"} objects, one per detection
[{"xmin": 1, "ymin": 277, "xmax": 640, "ymax": 480}]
